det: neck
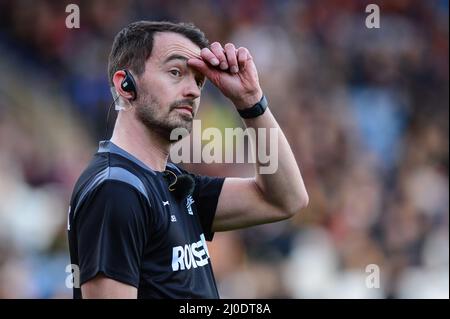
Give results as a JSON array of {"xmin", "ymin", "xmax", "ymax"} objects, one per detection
[{"xmin": 110, "ymin": 112, "xmax": 170, "ymax": 172}]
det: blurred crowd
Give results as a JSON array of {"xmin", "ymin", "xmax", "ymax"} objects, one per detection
[{"xmin": 0, "ymin": 0, "xmax": 448, "ymax": 298}]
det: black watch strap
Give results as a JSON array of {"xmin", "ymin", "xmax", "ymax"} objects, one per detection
[{"xmin": 238, "ymin": 95, "xmax": 268, "ymax": 119}]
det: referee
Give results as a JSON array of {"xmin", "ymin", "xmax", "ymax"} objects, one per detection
[{"xmin": 68, "ymin": 21, "xmax": 308, "ymax": 299}]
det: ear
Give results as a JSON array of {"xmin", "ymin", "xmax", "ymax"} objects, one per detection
[{"xmin": 112, "ymin": 70, "xmax": 135, "ymax": 101}]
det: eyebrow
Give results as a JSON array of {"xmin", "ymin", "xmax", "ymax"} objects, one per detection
[
  {"xmin": 163, "ymin": 54, "xmax": 188, "ymax": 64},
  {"xmin": 163, "ymin": 53, "xmax": 205, "ymax": 84}
]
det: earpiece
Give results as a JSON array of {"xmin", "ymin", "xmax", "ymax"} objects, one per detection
[
  {"xmin": 121, "ymin": 69, "xmax": 137, "ymax": 101},
  {"xmin": 105, "ymin": 69, "xmax": 137, "ymax": 139}
]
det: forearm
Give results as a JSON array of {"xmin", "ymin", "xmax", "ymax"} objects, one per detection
[{"xmin": 242, "ymin": 105, "xmax": 309, "ymax": 216}]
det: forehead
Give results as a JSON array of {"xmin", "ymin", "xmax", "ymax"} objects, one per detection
[{"xmin": 150, "ymin": 32, "xmax": 202, "ymax": 63}]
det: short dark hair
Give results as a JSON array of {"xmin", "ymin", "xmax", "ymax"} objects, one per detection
[{"xmin": 108, "ymin": 21, "xmax": 209, "ymax": 86}]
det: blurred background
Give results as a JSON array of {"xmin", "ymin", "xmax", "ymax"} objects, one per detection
[{"xmin": 0, "ymin": 0, "xmax": 448, "ymax": 298}]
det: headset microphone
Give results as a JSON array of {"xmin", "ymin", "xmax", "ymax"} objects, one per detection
[{"xmin": 163, "ymin": 170, "xmax": 195, "ymax": 201}]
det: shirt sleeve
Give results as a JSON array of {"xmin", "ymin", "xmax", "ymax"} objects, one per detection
[
  {"xmin": 74, "ymin": 180, "xmax": 150, "ymax": 288},
  {"xmin": 189, "ymin": 172, "xmax": 225, "ymax": 241}
]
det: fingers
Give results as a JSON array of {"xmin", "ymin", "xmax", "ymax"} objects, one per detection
[
  {"xmin": 199, "ymin": 42, "xmax": 252, "ymax": 75},
  {"xmin": 237, "ymin": 47, "xmax": 249, "ymax": 71},
  {"xmin": 200, "ymin": 47, "xmax": 219, "ymax": 67},
  {"xmin": 210, "ymin": 42, "xmax": 228, "ymax": 70},
  {"xmin": 224, "ymin": 43, "xmax": 239, "ymax": 74},
  {"xmin": 187, "ymin": 58, "xmax": 214, "ymax": 79}
]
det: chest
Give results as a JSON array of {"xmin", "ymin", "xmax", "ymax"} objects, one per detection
[{"xmin": 148, "ymin": 178, "xmax": 203, "ymax": 247}]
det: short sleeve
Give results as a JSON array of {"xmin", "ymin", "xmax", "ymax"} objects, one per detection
[
  {"xmin": 190, "ymin": 173, "xmax": 225, "ymax": 241},
  {"xmin": 74, "ymin": 180, "xmax": 150, "ymax": 288}
]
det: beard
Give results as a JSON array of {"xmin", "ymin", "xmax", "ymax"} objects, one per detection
[{"xmin": 134, "ymin": 90, "xmax": 195, "ymax": 142}]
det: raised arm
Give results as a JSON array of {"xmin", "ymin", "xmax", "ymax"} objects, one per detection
[{"xmin": 188, "ymin": 42, "xmax": 308, "ymax": 231}]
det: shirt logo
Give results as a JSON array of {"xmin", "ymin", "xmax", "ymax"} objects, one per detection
[
  {"xmin": 186, "ymin": 195, "xmax": 194, "ymax": 215},
  {"xmin": 171, "ymin": 215, "xmax": 177, "ymax": 222},
  {"xmin": 163, "ymin": 200, "xmax": 170, "ymax": 206},
  {"xmin": 171, "ymin": 234, "xmax": 210, "ymax": 271}
]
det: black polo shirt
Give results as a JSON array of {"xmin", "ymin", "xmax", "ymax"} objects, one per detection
[{"xmin": 67, "ymin": 141, "xmax": 225, "ymax": 299}]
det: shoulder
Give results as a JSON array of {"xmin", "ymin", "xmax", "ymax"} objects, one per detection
[
  {"xmin": 70, "ymin": 161, "xmax": 154, "ymax": 223},
  {"xmin": 80, "ymin": 165, "xmax": 150, "ymax": 205}
]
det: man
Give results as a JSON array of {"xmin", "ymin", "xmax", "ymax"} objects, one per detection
[{"xmin": 68, "ymin": 21, "xmax": 308, "ymax": 299}]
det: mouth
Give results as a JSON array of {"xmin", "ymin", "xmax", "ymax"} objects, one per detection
[{"xmin": 174, "ymin": 105, "xmax": 193, "ymax": 116}]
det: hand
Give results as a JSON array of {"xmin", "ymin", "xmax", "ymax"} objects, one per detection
[{"xmin": 188, "ymin": 42, "xmax": 263, "ymax": 110}]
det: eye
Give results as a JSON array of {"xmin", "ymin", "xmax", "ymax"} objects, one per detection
[
  {"xmin": 196, "ymin": 77, "xmax": 205, "ymax": 89},
  {"xmin": 170, "ymin": 69, "xmax": 182, "ymax": 77}
]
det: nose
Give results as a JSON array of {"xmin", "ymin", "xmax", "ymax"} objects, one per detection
[{"xmin": 182, "ymin": 76, "xmax": 201, "ymax": 100}]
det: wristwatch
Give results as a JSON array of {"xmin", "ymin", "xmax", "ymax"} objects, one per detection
[{"xmin": 238, "ymin": 94, "xmax": 268, "ymax": 119}]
